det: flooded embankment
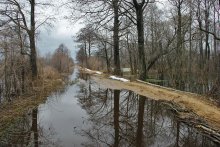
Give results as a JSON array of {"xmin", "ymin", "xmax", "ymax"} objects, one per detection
[
  {"xmin": 0, "ymin": 68, "xmax": 219, "ymax": 146},
  {"xmin": 92, "ymin": 72, "xmax": 220, "ymax": 131}
]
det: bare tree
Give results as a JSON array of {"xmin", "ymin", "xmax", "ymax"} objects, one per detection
[
  {"xmin": 69, "ymin": 0, "xmax": 125, "ymax": 75},
  {"xmin": 121, "ymin": 0, "xmax": 155, "ymax": 80},
  {"xmin": 51, "ymin": 44, "xmax": 73, "ymax": 73},
  {"xmin": 0, "ymin": 0, "xmax": 37, "ymax": 78},
  {"xmin": 0, "ymin": 0, "xmax": 54, "ymax": 79}
]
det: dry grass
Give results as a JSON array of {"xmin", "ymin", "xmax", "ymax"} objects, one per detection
[
  {"xmin": 42, "ymin": 66, "xmax": 61, "ymax": 79},
  {"xmin": 87, "ymin": 57, "xmax": 102, "ymax": 70}
]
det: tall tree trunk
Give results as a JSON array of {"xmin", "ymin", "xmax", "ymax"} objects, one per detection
[
  {"xmin": 4, "ymin": 46, "xmax": 9, "ymax": 101},
  {"xmin": 188, "ymin": 0, "xmax": 192, "ymax": 84},
  {"xmin": 204, "ymin": 0, "xmax": 210, "ymax": 61},
  {"xmin": 84, "ymin": 41, "xmax": 88, "ymax": 67},
  {"xmin": 113, "ymin": 0, "xmax": 121, "ymax": 76},
  {"xmin": 199, "ymin": 33, "xmax": 204, "ymax": 69},
  {"xmin": 175, "ymin": 0, "xmax": 183, "ymax": 89},
  {"xmin": 133, "ymin": 43, "xmax": 138, "ymax": 75},
  {"xmin": 22, "ymin": 65, "xmax": 25, "ymax": 94},
  {"xmin": 29, "ymin": 0, "xmax": 37, "ymax": 79},
  {"xmin": 133, "ymin": 0, "xmax": 147, "ymax": 80},
  {"xmin": 218, "ymin": 54, "xmax": 220, "ymax": 83},
  {"xmin": 126, "ymin": 33, "xmax": 134, "ymax": 75},
  {"xmin": 104, "ymin": 42, "xmax": 110, "ymax": 73},
  {"xmin": 198, "ymin": 0, "xmax": 204, "ymax": 70},
  {"xmin": 128, "ymin": 48, "xmax": 134, "ymax": 75},
  {"xmin": 213, "ymin": 7, "xmax": 217, "ymax": 70},
  {"xmin": 88, "ymin": 37, "xmax": 91, "ymax": 57}
]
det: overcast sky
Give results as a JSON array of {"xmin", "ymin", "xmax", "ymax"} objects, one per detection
[
  {"xmin": 37, "ymin": 21, "xmax": 83, "ymax": 59},
  {"xmin": 36, "ymin": 0, "xmax": 83, "ymax": 59}
]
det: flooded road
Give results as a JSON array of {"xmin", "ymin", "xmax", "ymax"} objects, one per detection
[{"xmin": 0, "ymin": 69, "xmax": 219, "ymax": 147}]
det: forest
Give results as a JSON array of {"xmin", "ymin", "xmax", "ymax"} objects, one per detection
[
  {"xmin": 0, "ymin": 0, "xmax": 219, "ymax": 104},
  {"xmin": 74, "ymin": 0, "xmax": 220, "ymax": 100},
  {"xmin": 0, "ymin": 0, "xmax": 220, "ymax": 146}
]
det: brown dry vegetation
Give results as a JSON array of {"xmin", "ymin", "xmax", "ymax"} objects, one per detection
[
  {"xmin": 87, "ymin": 57, "xmax": 103, "ymax": 71},
  {"xmin": 81, "ymin": 69, "xmax": 220, "ymax": 131},
  {"xmin": 0, "ymin": 67, "xmax": 67, "ymax": 137},
  {"xmin": 42, "ymin": 66, "xmax": 61, "ymax": 79}
]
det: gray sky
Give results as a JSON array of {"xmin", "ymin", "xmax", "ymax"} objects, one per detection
[
  {"xmin": 37, "ymin": 20, "xmax": 83, "ymax": 59},
  {"xmin": 36, "ymin": 0, "xmax": 83, "ymax": 59}
]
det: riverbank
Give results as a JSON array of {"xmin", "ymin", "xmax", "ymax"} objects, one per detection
[
  {"xmin": 0, "ymin": 74, "xmax": 69, "ymax": 137},
  {"xmin": 80, "ymin": 68, "xmax": 220, "ymax": 132}
]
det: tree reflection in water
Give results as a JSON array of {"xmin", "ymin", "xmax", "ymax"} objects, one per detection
[
  {"xmin": 0, "ymin": 107, "xmax": 61, "ymax": 146},
  {"xmin": 76, "ymin": 79, "xmax": 218, "ymax": 147},
  {"xmin": 114, "ymin": 90, "xmax": 120, "ymax": 147},
  {"xmin": 32, "ymin": 108, "xmax": 39, "ymax": 147},
  {"xmin": 136, "ymin": 95, "xmax": 146, "ymax": 147}
]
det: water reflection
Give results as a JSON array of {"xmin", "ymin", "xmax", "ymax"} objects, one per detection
[
  {"xmin": 0, "ymin": 107, "xmax": 62, "ymax": 146},
  {"xmin": 0, "ymin": 70, "xmax": 219, "ymax": 146},
  {"xmin": 114, "ymin": 90, "xmax": 120, "ymax": 147},
  {"xmin": 0, "ymin": 109, "xmax": 33, "ymax": 146},
  {"xmin": 32, "ymin": 108, "xmax": 39, "ymax": 147},
  {"xmin": 77, "ymin": 73, "xmax": 218, "ymax": 147},
  {"xmin": 136, "ymin": 95, "xmax": 146, "ymax": 147}
]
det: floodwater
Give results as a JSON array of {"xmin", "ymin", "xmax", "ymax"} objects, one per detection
[{"xmin": 0, "ymin": 68, "xmax": 219, "ymax": 147}]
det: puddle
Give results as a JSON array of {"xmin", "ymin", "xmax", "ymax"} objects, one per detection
[{"xmin": 0, "ymin": 69, "xmax": 218, "ymax": 147}]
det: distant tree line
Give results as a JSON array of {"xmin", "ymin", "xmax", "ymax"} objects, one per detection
[{"xmin": 45, "ymin": 44, "xmax": 74, "ymax": 73}]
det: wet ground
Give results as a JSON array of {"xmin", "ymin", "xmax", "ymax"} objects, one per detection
[{"xmin": 0, "ymin": 69, "xmax": 219, "ymax": 147}]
